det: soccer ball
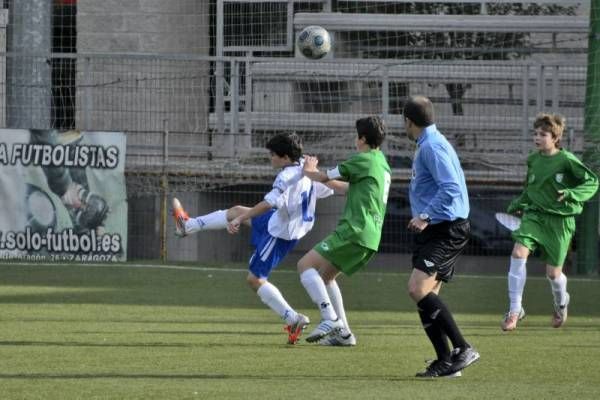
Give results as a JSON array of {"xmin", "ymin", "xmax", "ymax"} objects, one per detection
[{"xmin": 296, "ymin": 25, "xmax": 331, "ymax": 60}]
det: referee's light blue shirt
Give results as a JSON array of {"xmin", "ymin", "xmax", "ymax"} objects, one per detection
[{"xmin": 409, "ymin": 124, "xmax": 469, "ymax": 223}]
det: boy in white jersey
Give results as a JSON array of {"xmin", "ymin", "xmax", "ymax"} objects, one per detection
[{"xmin": 172, "ymin": 133, "xmax": 343, "ymax": 344}]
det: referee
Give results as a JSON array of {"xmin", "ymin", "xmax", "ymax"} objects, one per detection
[{"xmin": 404, "ymin": 95, "xmax": 480, "ymax": 378}]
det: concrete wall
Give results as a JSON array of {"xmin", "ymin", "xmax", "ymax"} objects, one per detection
[
  {"xmin": 76, "ymin": 0, "xmax": 211, "ymax": 150},
  {"xmin": 75, "ymin": 1, "xmax": 213, "ymax": 261}
]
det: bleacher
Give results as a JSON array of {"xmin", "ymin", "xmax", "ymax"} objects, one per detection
[
  {"xmin": 293, "ymin": 13, "xmax": 587, "ymax": 34},
  {"xmin": 212, "ymin": 0, "xmax": 589, "ymax": 172}
]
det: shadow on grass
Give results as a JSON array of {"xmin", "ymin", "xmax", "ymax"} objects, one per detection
[
  {"xmin": 0, "ymin": 372, "xmax": 416, "ymax": 382},
  {"xmin": 1, "ymin": 264, "xmax": 600, "ymax": 316},
  {"xmin": 0, "ymin": 339, "xmax": 303, "ymax": 349}
]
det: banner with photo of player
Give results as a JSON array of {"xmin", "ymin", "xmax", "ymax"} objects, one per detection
[{"xmin": 0, "ymin": 129, "xmax": 127, "ymax": 262}]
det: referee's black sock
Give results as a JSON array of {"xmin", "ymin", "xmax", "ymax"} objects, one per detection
[
  {"xmin": 418, "ymin": 308, "xmax": 451, "ymax": 362},
  {"xmin": 417, "ymin": 292, "xmax": 468, "ymax": 350}
]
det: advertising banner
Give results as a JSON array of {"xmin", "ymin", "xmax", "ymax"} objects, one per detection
[{"xmin": 0, "ymin": 129, "xmax": 127, "ymax": 262}]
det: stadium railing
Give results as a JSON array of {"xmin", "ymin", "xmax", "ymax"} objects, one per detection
[{"xmin": 293, "ymin": 13, "xmax": 588, "ymax": 34}]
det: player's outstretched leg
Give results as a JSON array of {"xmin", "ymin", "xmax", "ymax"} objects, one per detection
[{"xmin": 172, "ymin": 197, "xmax": 190, "ymax": 237}]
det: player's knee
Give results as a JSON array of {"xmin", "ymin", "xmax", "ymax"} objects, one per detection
[
  {"xmin": 407, "ymin": 281, "xmax": 423, "ymax": 301},
  {"xmin": 546, "ymin": 267, "xmax": 561, "ymax": 280},
  {"xmin": 246, "ymin": 274, "xmax": 262, "ymax": 290},
  {"xmin": 297, "ymin": 256, "xmax": 311, "ymax": 273},
  {"xmin": 320, "ymin": 266, "xmax": 338, "ymax": 283},
  {"xmin": 511, "ymin": 245, "xmax": 528, "ymax": 259}
]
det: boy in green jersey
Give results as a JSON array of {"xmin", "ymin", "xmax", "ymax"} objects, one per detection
[
  {"xmin": 299, "ymin": 116, "xmax": 392, "ymax": 345},
  {"xmin": 501, "ymin": 113, "xmax": 598, "ymax": 331}
]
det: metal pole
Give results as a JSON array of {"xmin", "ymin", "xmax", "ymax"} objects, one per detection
[
  {"xmin": 231, "ymin": 60, "xmax": 239, "ymax": 156},
  {"xmin": 160, "ymin": 119, "xmax": 169, "ymax": 262},
  {"xmin": 6, "ymin": 0, "xmax": 52, "ymax": 129},
  {"xmin": 551, "ymin": 65, "xmax": 559, "ymax": 112},
  {"xmin": 216, "ymin": 0, "xmax": 225, "ymax": 139},
  {"xmin": 536, "ymin": 64, "xmax": 544, "ymax": 112},
  {"xmin": 522, "ymin": 64, "xmax": 529, "ymax": 154},
  {"xmin": 244, "ymin": 53, "xmax": 253, "ymax": 140},
  {"xmin": 577, "ymin": 3, "xmax": 600, "ymax": 275},
  {"xmin": 381, "ymin": 65, "xmax": 390, "ymax": 153}
]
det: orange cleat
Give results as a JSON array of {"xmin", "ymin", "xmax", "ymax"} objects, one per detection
[
  {"xmin": 172, "ymin": 198, "xmax": 190, "ymax": 237},
  {"xmin": 284, "ymin": 313, "xmax": 310, "ymax": 344}
]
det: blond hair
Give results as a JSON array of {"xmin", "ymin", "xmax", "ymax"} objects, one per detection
[{"xmin": 533, "ymin": 113, "xmax": 566, "ymax": 147}]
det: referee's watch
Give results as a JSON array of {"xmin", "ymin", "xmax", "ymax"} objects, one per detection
[{"xmin": 419, "ymin": 213, "xmax": 431, "ymax": 223}]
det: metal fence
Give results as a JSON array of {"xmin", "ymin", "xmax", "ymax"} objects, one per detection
[{"xmin": 0, "ymin": 0, "xmax": 593, "ymax": 271}]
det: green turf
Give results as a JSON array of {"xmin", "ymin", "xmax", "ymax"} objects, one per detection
[{"xmin": 1, "ymin": 262, "xmax": 599, "ymax": 399}]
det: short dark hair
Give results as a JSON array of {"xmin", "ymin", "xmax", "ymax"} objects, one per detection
[
  {"xmin": 355, "ymin": 116, "xmax": 386, "ymax": 148},
  {"xmin": 403, "ymin": 95, "xmax": 434, "ymax": 127},
  {"xmin": 266, "ymin": 132, "xmax": 303, "ymax": 162}
]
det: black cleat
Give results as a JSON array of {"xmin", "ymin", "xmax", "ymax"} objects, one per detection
[
  {"xmin": 450, "ymin": 346, "xmax": 480, "ymax": 373},
  {"xmin": 416, "ymin": 360, "xmax": 461, "ymax": 378}
]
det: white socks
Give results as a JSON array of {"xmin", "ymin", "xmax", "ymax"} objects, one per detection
[
  {"xmin": 548, "ymin": 272, "xmax": 568, "ymax": 306},
  {"xmin": 508, "ymin": 257, "xmax": 527, "ymax": 313},
  {"xmin": 326, "ymin": 280, "xmax": 349, "ymax": 331},
  {"xmin": 186, "ymin": 210, "xmax": 228, "ymax": 233},
  {"xmin": 300, "ymin": 269, "xmax": 337, "ymax": 321},
  {"xmin": 257, "ymin": 281, "xmax": 297, "ymax": 325}
]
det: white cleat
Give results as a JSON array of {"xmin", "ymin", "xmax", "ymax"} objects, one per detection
[
  {"xmin": 501, "ymin": 308, "xmax": 526, "ymax": 331},
  {"xmin": 552, "ymin": 292, "xmax": 570, "ymax": 328},
  {"xmin": 305, "ymin": 318, "xmax": 344, "ymax": 343},
  {"xmin": 319, "ymin": 329, "xmax": 357, "ymax": 346}
]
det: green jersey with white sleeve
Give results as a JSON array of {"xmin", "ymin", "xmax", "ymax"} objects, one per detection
[
  {"xmin": 507, "ymin": 149, "xmax": 598, "ymax": 216},
  {"xmin": 326, "ymin": 149, "xmax": 391, "ymax": 250}
]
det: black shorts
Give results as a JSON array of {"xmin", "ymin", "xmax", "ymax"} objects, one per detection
[{"xmin": 412, "ymin": 218, "xmax": 470, "ymax": 283}]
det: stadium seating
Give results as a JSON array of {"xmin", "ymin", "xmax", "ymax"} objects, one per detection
[{"xmin": 211, "ymin": 0, "xmax": 589, "ymax": 171}]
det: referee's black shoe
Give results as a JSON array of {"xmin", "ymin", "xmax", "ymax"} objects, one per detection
[
  {"xmin": 450, "ymin": 346, "xmax": 480, "ymax": 373},
  {"xmin": 415, "ymin": 360, "xmax": 461, "ymax": 378}
]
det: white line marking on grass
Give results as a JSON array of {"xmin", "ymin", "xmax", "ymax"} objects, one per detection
[
  {"xmin": 7, "ymin": 262, "xmax": 599, "ymax": 283},
  {"xmin": 9, "ymin": 262, "xmax": 248, "ymax": 274}
]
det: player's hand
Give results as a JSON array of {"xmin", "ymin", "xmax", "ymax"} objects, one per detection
[
  {"xmin": 303, "ymin": 155, "xmax": 319, "ymax": 172},
  {"xmin": 227, "ymin": 217, "xmax": 242, "ymax": 234},
  {"xmin": 408, "ymin": 217, "xmax": 428, "ymax": 233},
  {"xmin": 557, "ymin": 190, "xmax": 566, "ymax": 202}
]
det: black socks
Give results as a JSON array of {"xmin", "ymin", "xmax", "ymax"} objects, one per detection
[{"xmin": 417, "ymin": 292, "xmax": 468, "ymax": 355}]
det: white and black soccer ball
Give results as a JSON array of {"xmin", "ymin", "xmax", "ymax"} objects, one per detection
[{"xmin": 296, "ymin": 25, "xmax": 331, "ymax": 60}]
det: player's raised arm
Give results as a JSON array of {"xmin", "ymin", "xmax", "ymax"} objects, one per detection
[
  {"xmin": 303, "ymin": 155, "xmax": 349, "ymax": 194},
  {"xmin": 302, "ymin": 155, "xmax": 329, "ymax": 182}
]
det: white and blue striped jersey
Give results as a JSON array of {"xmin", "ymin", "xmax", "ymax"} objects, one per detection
[{"xmin": 264, "ymin": 160, "xmax": 333, "ymax": 240}]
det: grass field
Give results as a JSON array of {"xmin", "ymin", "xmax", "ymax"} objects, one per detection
[{"xmin": 1, "ymin": 262, "xmax": 599, "ymax": 400}]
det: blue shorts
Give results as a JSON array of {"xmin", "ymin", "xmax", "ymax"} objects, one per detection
[{"xmin": 249, "ymin": 210, "xmax": 298, "ymax": 279}]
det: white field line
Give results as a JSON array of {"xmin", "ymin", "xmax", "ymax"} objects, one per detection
[{"xmin": 5, "ymin": 262, "xmax": 599, "ymax": 283}]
